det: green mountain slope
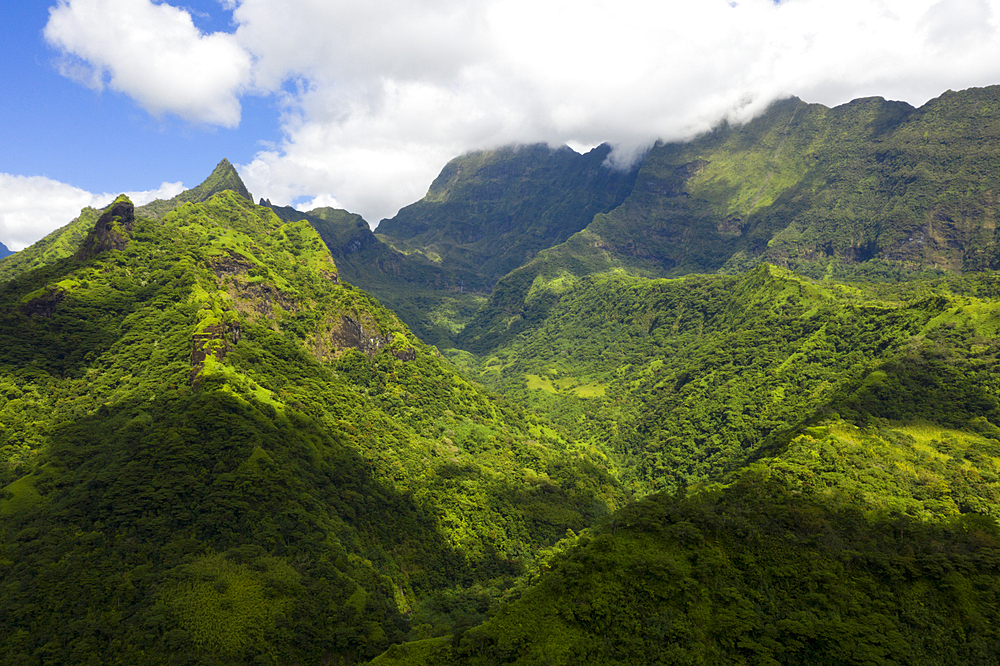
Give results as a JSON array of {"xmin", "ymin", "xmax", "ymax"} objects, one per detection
[
  {"xmin": 293, "ymin": 143, "xmax": 639, "ymax": 346},
  {"xmin": 447, "ymin": 465, "xmax": 1000, "ymax": 665},
  {"xmin": 0, "ymin": 159, "xmax": 252, "ymax": 284},
  {"xmin": 459, "ymin": 87, "xmax": 1000, "ymax": 351},
  {"xmin": 264, "ymin": 202, "xmax": 489, "ymax": 348},
  {"xmin": 0, "ymin": 206, "xmax": 102, "ymax": 282},
  {"xmin": 136, "ymin": 157, "xmax": 254, "ymax": 220},
  {"xmin": 376, "ymin": 143, "xmax": 640, "ymax": 287},
  {"xmin": 4, "ymin": 85, "xmax": 1000, "ymax": 665},
  {"xmin": 454, "ymin": 265, "xmax": 1000, "ymax": 491},
  {"xmin": 372, "ymin": 267, "xmax": 1000, "ymax": 665},
  {"xmin": 0, "ymin": 191, "xmax": 622, "ymax": 663}
]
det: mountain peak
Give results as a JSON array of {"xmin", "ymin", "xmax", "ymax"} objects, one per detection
[
  {"xmin": 136, "ymin": 158, "xmax": 252, "ymax": 220},
  {"xmin": 183, "ymin": 158, "xmax": 253, "ymax": 205},
  {"xmin": 75, "ymin": 196, "xmax": 135, "ymax": 260}
]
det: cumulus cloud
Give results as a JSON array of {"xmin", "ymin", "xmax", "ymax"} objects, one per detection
[
  {"xmin": 44, "ymin": 0, "xmax": 252, "ymax": 126},
  {"xmin": 0, "ymin": 175, "xmax": 183, "ymax": 251},
  {"xmin": 43, "ymin": 0, "xmax": 1000, "ymax": 223}
]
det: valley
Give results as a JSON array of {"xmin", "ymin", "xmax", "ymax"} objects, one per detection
[{"xmin": 1, "ymin": 85, "xmax": 999, "ymax": 664}]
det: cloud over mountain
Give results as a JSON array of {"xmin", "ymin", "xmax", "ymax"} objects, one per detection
[
  {"xmin": 0, "ymin": 175, "xmax": 183, "ymax": 251},
  {"xmin": 40, "ymin": 0, "xmax": 1000, "ymax": 224}
]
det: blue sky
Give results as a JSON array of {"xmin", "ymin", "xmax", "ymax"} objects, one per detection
[
  {"xmin": 0, "ymin": 2, "xmax": 283, "ymax": 187},
  {"xmin": 4, "ymin": 0, "xmax": 1000, "ymax": 251}
]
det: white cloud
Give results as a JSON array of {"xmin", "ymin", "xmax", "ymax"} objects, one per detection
[
  {"xmin": 43, "ymin": 0, "xmax": 1000, "ymax": 224},
  {"xmin": 0, "ymin": 175, "xmax": 183, "ymax": 251},
  {"xmin": 44, "ymin": 0, "xmax": 252, "ymax": 126}
]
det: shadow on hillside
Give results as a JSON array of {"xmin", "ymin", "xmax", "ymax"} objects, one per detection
[{"xmin": 0, "ymin": 386, "xmax": 492, "ymax": 664}]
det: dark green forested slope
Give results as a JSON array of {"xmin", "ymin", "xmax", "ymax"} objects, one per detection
[
  {"xmin": 0, "ymin": 192, "xmax": 623, "ymax": 664},
  {"xmin": 376, "ymin": 143, "xmax": 640, "ymax": 286},
  {"xmin": 371, "ymin": 266, "xmax": 1000, "ymax": 665},
  {"xmin": 263, "ymin": 203, "xmax": 489, "ymax": 348},
  {"xmin": 374, "ymin": 377, "xmax": 1000, "ymax": 664},
  {"xmin": 295, "ymin": 143, "xmax": 637, "ymax": 347},
  {"xmin": 453, "ymin": 265, "xmax": 1000, "ymax": 493},
  {"xmin": 459, "ymin": 87, "xmax": 1000, "ymax": 350},
  {"xmin": 5, "ymin": 85, "xmax": 1000, "ymax": 665},
  {"xmin": 440, "ymin": 469, "xmax": 1000, "ymax": 665}
]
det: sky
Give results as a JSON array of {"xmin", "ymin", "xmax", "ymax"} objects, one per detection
[{"xmin": 3, "ymin": 0, "xmax": 1000, "ymax": 251}]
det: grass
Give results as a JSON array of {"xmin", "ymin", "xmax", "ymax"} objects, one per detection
[
  {"xmin": 0, "ymin": 474, "xmax": 41, "ymax": 517},
  {"xmin": 526, "ymin": 374, "xmax": 556, "ymax": 393}
]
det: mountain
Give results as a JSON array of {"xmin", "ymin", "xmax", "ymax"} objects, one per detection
[
  {"xmin": 261, "ymin": 202, "xmax": 485, "ymax": 348},
  {"xmin": 0, "ymin": 206, "xmax": 102, "ymax": 283},
  {"xmin": 368, "ymin": 265, "xmax": 1000, "ymax": 666},
  {"xmin": 0, "ymin": 242, "xmax": 12, "ymax": 260},
  {"xmin": 137, "ymin": 157, "xmax": 254, "ymax": 219},
  {"xmin": 376, "ymin": 143, "xmax": 640, "ymax": 286},
  {"xmin": 270, "ymin": 144, "xmax": 640, "ymax": 347},
  {"xmin": 297, "ymin": 87, "xmax": 1000, "ymax": 351},
  {"xmin": 4, "ymin": 84, "xmax": 1000, "ymax": 665},
  {"xmin": 457, "ymin": 86, "xmax": 1000, "ymax": 351},
  {"xmin": 439, "ymin": 464, "xmax": 1000, "ymax": 664},
  {"xmin": 326, "ymin": 87, "xmax": 1000, "ymax": 664},
  {"xmin": 0, "ymin": 159, "xmax": 253, "ymax": 284},
  {"xmin": 451, "ymin": 263, "xmax": 1000, "ymax": 489},
  {"xmin": 0, "ymin": 176, "xmax": 622, "ymax": 663}
]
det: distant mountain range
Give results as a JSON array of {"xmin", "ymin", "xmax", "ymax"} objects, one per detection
[
  {"xmin": 1, "ymin": 85, "xmax": 999, "ymax": 665},
  {"xmin": 267, "ymin": 86, "xmax": 1000, "ymax": 349}
]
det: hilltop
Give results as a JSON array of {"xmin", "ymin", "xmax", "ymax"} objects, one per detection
[{"xmin": 0, "ymin": 169, "xmax": 621, "ymax": 663}]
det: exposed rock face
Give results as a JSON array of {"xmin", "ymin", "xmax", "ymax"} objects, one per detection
[
  {"xmin": 19, "ymin": 289, "xmax": 65, "ymax": 318},
  {"xmin": 640, "ymin": 159, "xmax": 707, "ymax": 198},
  {"xmin": 210, "ymin": 250, "xmax": 257, "ymax": 278},
  {"xmin": 392, "ymin": 347, "xmax": 417, "ymax": 361},
  {"xmin": 330, "ymin": 314, "xmax": 393, "ymax": 357},
  {"xmin": 76, "ymin": 199, "xmax": 135, "ymax": 261},
  {"xmin": 190, "ymin": 322, "xmax": 243, "ymax": 383}
]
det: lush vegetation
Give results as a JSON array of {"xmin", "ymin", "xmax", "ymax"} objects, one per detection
[
  {"xmin": 0, "ymin": 206, "xmax": 101, "ymax": 282},
  {"xmin": 490, "ymin": 268, "xmax": 997, "ymax": 492},
  {"xmin": 453, "ymin": 88, "xmax": 1000, "ymax": 351},
  {"xmin": 0, "ymin": 159, "xmax": 253, "ymax": 284},
  {"xmin": 377, "ymin": 143, "xmax": 639, "ymax": 285},
  {"xmin": 447, "ymin": 469, "xmax": 1000, "ymax": 665},
  {"xmin": 4, "ymin": 86, "xmax": 1000, "ymax": 664},
  {"xmin": 0, "ymin": 190, "xmax": 622, "ymax": 664},
  {"xmin": 264, "ymin": 203, "xmax": 491, "ymax": 348},
  {"xmin": 287, "ymin": 143, "xmax": 639, "ymax": 346},
  {"xmin": 372, "ymin": 266, "xmax": 1000, "ymax": 665}
]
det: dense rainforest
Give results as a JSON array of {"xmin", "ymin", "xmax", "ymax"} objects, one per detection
[{"xmin": 1, "ymin": 84, "xmax": 1000, "ymax": 665}]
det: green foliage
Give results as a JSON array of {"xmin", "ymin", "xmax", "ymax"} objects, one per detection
[
  {"xmin": 377, "ymin": 143, "xmax": 639, "ymax": 284},
  {"xmin": 456, "ymin": 88, "xmax": 1000, "ymax": 351},
  {"xmin": 290, "ymin": 143, "xmax": 639, "ymax": 347},
  {"xmin": 444, "ymin": 474, "xmax": 1000, "ymax": 665},
  {"xmin": 137, "ymin": 158, "xmax": 253, "ymax": 220},
  {"xmin": 0, "ymin": 191, "xmax": 621, "ymax": 664},
  {"xmin": 6, "ymin": 89, "xmax": 1000, "ymax": 663},
  {"xmin": 0, "ymin": 207, "xmax": 100, "ymax": 282},
  {"xmin": 454, "ymin": 264, "xmax": 1000, "ymax": 497}
]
